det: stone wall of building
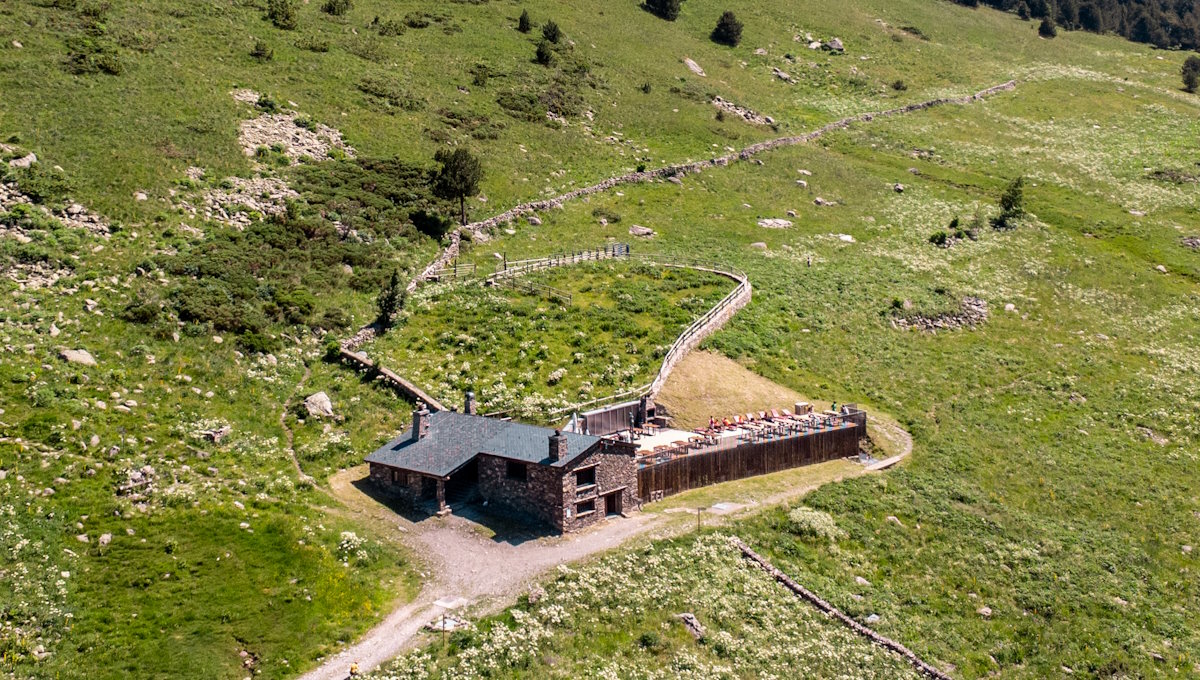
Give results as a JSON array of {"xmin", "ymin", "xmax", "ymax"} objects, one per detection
[
  {"xmin": 478, "ymin": 455, "xmax": 567, "ymax": 531},
  {"xmin": 562, "ymin": 442, "xmax": 638, "ymax": 532},
  {"xmin": 369, "ymin": 462, "xmax": 430, "ymax": 506}
]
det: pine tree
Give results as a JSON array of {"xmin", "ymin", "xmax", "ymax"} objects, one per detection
[
  {"xmin": 647, "ymin": 0, "xmax": 682, "ymax": 21},
  {"xmin": 1183, "ymin": 55, "xmax": 1200, "ymax": 93},
  {"xmin": 535, "ymin": 39, "xmax": 554, "ymax": 65},
  {"xmin": 542, "ymin": 20, "xmax": 561, "ymax": 43},
  {"xmin": 376, "ymin": 269, "xmax": 403, "ymax": 328},
  {"xmin": 518, "ymin": 9, "xmax": 532, "ymax": 33},
  {"xmin": 267, "ymin": 0, "xmax": 299, "ymax": 30},
  {"xmin": 711, "ymin": 11, "xmax": 743, "ymax": 47},
  {"xmin": 432, "ymin": 148, "xmax": 484, "ymax": 226},
  {"xmin": 992, "ymin": 176, "xmax": 1026, "ymax": 229},
  {"xmin": 1038, "ymin": 17, "xmax": 1058, "ymax": 37}
]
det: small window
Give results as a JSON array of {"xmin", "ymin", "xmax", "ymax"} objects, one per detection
[
  {"xmin": 575, "ymin": 467, "xmax": 596, "ymax": 488},
  {"xmin": 576, "ymin": 499, "xmax": 596, "ymax": 516},
  {"xmin": 506, "ymin": 460, "xmax": 527, "ymax": 481}
]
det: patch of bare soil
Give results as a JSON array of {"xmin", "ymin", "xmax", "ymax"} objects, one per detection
[
  {"xmin": 656, "ymin": 350, "xmax": 912, "ymax": 461},
  {"xmin": 656, "ymin": 351, "xmax": 820, "ymax": 429}
]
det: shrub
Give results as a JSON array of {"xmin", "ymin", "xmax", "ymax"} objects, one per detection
[
  {"xmin": 787, "ymin": 506, "xmax": 846, "ymax": 542},
  {"xmin": 357, "ymin": 75, "xmax": 424, "ymax": 111},
  {"xmin": 267, "ymin": 0, "xmax": 299, "ymax": 30},
  {"xmin": 64, "ymin": 36, "xmax": 123, "ymax": 75},
  {"xmin": 542, "ymin": 20, "xmax": 561, "ymax": 43},
  {"xmin": 929, "ymin": 230, "xmax": 949, "ymax": 246},
  {"xmin": 711, "ymin": 11, "xmax": 743, "ymax": 46},
  {"xmin": 321, "ymin": 0, "xmax": 351, "ymax": 16},
  {"xmin": 1038, "ymin": 18, "xmax": 1057, "ymax": 37},
  {"xmin": 646, "ymin": 0, "xmax": 681, "ymax": 21},
  {"xmin": 255, "ymin": 94, "xmax": 280, "ymax": 113},
  {"xmin": 535, "ymin": 39, "xmax": 554, "ymax": 66},
  {"xmin": 891, "ymin": 79, "xmax": 907, "ymax": 91},
  {"xmin": 640, "ymin": 81, "xmax": 652, "ymax": 94},
  {"xmin": 404, "ymin": 13, "xmax": 432, "ymax": 29},
  {"xmin": 497, "ymin": 90, "xmax": 542, "ymax": 121},
  {"xmin": 250, "ymin": 39, "xmax": 274, "ymax": 61},
  {"xmin": 374, "ymin": 18, "xmax": 406, "ymax": 36},
  {"xmin": 1183, "ymin": 55, "xmax": 1200, "ymax": 93},
  {"xmin": 517, "ymin": 9, "xmax": 532, "ymax": 33},
  {"xmin": 295, "ymin": 36, "xmax": 330, "ymax": 52},
  {"xmin": 8, "ymin": 164, "xmax": 73, "ymax": 205}
]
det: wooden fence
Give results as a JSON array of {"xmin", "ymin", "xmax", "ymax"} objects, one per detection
[
  {"xmin": 637, "ymin": 419, "xmax": 864, "ymax": 503},
  {"xmin": 488, "ymin": 243, "xmax": 631, "ymax": 282}
]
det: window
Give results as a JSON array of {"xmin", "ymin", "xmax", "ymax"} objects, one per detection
[
  {"xmin": 575, "ymin": 467, "xmax": 596, "ymax": 488},
  {"xmin": 576, "ymin": 499, "xmax": 596, "ymax": 516},
  {"xmin": 506, "ymin": 460, "xmax": 527, "ymax": 481}
]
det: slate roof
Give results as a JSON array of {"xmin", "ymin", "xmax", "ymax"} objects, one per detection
[{"xmin": 365, "ymin": 410, "xmax": 603, "ymax": 478}]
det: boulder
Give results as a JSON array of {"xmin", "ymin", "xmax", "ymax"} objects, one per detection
[
  {"xmin": 527, "ymin": 215, "xmax": 542, "ymax": 226},
  {"xmin": 629, "ymin": 224, "xmax": 655, "ymax": 237},
  {"xmin": 304, "ymin": 391, "xmax": 334, "ymax": 418},
  {"xmin": 827, "ymin": 37, "xmax": 845, "ymax": 52},
  {"xmin": 750, "ymin": 242, "xmax": 767, "ymax": 249},
  {"xmin": 59, "ymin": 348, "xmax": 97, "ymax": 366},
  {"xmin": 8, "ymin": 153, "xmax": 36, "ymax": 169},
  {"xmin": 757, "ymin": 218, "xmax": 792, "ymax": 229}
]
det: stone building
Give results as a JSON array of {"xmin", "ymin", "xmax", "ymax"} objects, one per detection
[{"xmin": 366, "ymin": 397, "xmax": 638, "ymax": 532}]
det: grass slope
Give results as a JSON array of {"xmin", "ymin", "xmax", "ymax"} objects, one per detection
[{"xmin": 1, "ymin": 0, "xmax": 1198, "ymax": 678}]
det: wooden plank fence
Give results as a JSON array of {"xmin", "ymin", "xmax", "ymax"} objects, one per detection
[{"xmin": 637, "ymin": 420, "xmax": 863, "ymax": 503}]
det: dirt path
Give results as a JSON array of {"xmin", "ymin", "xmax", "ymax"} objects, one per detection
[
  {"xmin": 300, "ymin": 467, "xmax": 671, "ymax": 680},
  {"xmin": 280, "ymin": 365, "xmax": 316, "ymax": 485}
]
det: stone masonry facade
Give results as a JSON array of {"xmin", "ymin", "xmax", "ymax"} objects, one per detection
[
  {"xmin": 476, "ymin": 441, "xmax": 637, "ymax": 532},
  {"xmin": 560, "ymin": 444, "xmax": 638, "ymax": 532},
  {"xmin": 368, "ymin": 462, "xmax": 433, "ymax": 505}
]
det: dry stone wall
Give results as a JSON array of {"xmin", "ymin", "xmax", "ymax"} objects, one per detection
[
  {"xmin": 733, "ymin": 537, "xmax": 953, "ymax": 680},
  {"xmin": 408, "ymin": 81, "xmax": 1017, "ymax": 293}
]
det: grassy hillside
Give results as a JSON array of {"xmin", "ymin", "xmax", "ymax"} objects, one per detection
[{"xmin": 1, "ymin": 0, "xmax": 1199, "ymax": 678}]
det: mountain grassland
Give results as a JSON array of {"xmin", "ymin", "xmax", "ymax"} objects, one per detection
[{"xmin": 1, "ymin": 0, "xmax": 1199, "ymax": 678}]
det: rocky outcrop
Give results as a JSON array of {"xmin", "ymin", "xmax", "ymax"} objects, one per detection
[
  {"xmin": 757, "ymin": 218, "xmax": 792, "ymax": 228},
  {"xmin": 892, "ymin": 297, "xmax": 989, "ymax": 332},
  {"xmin": 181, "ymin": 176, "xmax": 299, "ymax": 229},
  {"xmin": 683, "ymin": 57, "xmax": 706, "ymax": 76},
  {"xmin": 239, "ymin": 114, "xmax": 355, "ymax": 164},
  {"xmin": 1183, "ymin": 236, "xmax": 1199, "ymax": 250},
  {"xmin": 713, "ymin": 96, "xmax": 775, "ymax": 125}
]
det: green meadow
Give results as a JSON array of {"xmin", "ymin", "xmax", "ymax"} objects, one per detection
[{"xmin": 1, "ymin": 0, "xmax": 1198, "ymax": 677}]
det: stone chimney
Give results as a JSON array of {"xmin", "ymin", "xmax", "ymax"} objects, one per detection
[
  {"xmin": 411, "ymin": 402, "xmax": 430, "ymax": 442},
  {"xmin": 549, "ymin": 429, "xmax": 567, "ymax": 462},
  {"xmin": 464, "ymin": 391, "xmax": 477, "ymax": 416}
]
